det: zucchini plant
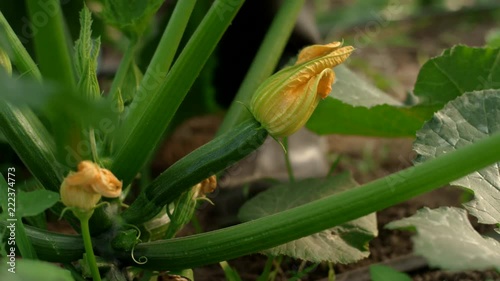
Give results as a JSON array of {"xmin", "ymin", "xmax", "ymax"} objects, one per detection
[{"xmin": 1, "ymin": 0, "xmax": 500, "ymax": 280}]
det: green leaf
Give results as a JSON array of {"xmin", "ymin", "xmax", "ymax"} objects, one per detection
[
  {"xmin": 0, "ymin": 259, "xmax": 75, "ymax": 280},
  {"xmin": 0, "ymin": 73, "xmax": 118, "ymax": 165},
  {"xmin": 307, "ymin": 65, "xmax": 439, "ymax": 137},
  {"xmin": 386, "ymin": 207, "xmax": 500, "ymax": 271},
  {"xmin": 17, "ymin": 190, "xmax": 59, "ymax": 218},
  {"xmin": 101, "ymin": 0, "xmax": 164, "ymax": 38},
  {"xmin": 369, "ymin": 265, "xmax": 412, "ymax": 281},
  {"xmin": 0, "ymin": 11, "xmax": 41, "ymax": 80},
  {"xmin": 323, "ymin": 65, "xmax": 402, "ymax": 107},
  {"xmin": 111, "ymin": 229, "xmax": 139, "ymax": 252},
  {"xmin": 308, "ymin": 99, "xmax": 438, "ymax": 137},
  {"xmin": 307, "ymin": 46, "xmax": 500, "ymax": 137},
  {"xmin": 238, "ymin": 173, "xmax": 377, "ymax": 263},
  {"xmin": 0, "ymin": 74, "xmax": 115, "ymax": 127},
  {"xmin": 413, "ymin": 90, "xmax": 500, "ymax": 224},
  {"xmin": 414, "ymin": 46, "xmax": 500, "ymax": 105},
  {"xmin": 74, "ymin": 5, "xmax": 101, "ymax": 101}
]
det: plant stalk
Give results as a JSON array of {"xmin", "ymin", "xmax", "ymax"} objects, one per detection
[
  {"xmin": 124, "ymin": 131, "xmax": 500, "ymax": 270},
  {"xmin": 138, "ymin": 0, "xmax": 197, "ymax": 96},
  {"xmin": 216, "ymin": 0, "xmax": 306, "ymax": 135},
  {"xmin": 109, "ymin": 40, "xmax": 137, "ymax": 102},
  {"xmin": 79, "ymin": 212, "xmax": 101, "ymax": 281},
  {"xmin": 11, "ymin": 132, "xmax": 500, "ymax": 271},
  {"xmin": 283, "ymin": 137, "xmax": 295, "ymax": 182},
  {"xmin": 25, "ymin": 0, "xmax": 75, "ymax": 88},
  {"xmin": 0, "ymin": 11, "xmax": 41, "ymax": 80},
  {"xmin": 112, "ymin": 0, "xmax": 245, "ymax": 187}
]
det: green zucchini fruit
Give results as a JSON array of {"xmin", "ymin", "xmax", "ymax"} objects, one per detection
[
  {"xmin": 0, "ymin": 102, "xmax": 63, "ymax": 192},
  {"xmin": 120, "ymin": 118, "xmax": 267, "ymax": 224},
  {"xmin": 0, "ymin": 221, "xmax": 84, "ymax": 263}
]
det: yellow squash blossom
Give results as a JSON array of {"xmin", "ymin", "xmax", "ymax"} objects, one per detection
[
  {"xmin": 250, "ymin": 41, "xmax": 354, "ymax": 138},
  {"xmin": 60, "ymin": 161, "xmax": 122, "ymax": 211}
]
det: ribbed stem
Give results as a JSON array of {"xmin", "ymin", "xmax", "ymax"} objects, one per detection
[
  {"xmin": 123, "ymin": 132, "xmax": 500, "ymax": 270},
  {"xmin": 217, "ymin": 0, "xmax": 306, "ymax": 135},
  {"xmin": 25, "ymin": 0, "xmax": 74, "ymax": 88},
  {"xmin": 79, "ymin": 212, "xmax": 101, "ymax": 281},
  {"xmin": 111, "ymin": 0, "xmax": 245, "ymax": 187}
]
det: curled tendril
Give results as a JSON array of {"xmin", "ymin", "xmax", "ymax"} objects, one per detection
[
  {"xmin": 131, "ymin": 242, "xmax": 148, "ymax": 265},
  {"xmin": 122, "ymin": 223, "xmax": 148, "ymax": 265},
  {"xmin": 123, "ymin": 223, "xmax": 142, "ymax": 240}
]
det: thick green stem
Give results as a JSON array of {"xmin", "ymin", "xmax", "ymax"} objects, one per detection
[
  {"xmin": 25, "ymin": 0, "xmax": 75, "ymax": 88},
  {"xmin": 283, "ymin": 137, "xmax": 295, "ymax": 182},
  {"xmin": 0, "ymin": 11, "xmax": 41, "ymax": 80},
  {"xmin": 11, "ymin": 132, "xmax": 500, "ymax": 270},
  {"xmin": 216, "ymin": 0, "xmax": 305, "ymax": 135},
  {"xmin": 109, "ymin": 40, "xmax": 136, "ymax": 101},
  {"xmin": 79, "ymin": 212, "xmax": 101, "ymax": 281},
  {"xmin": 123, "ymin": 131, "xmax": 500, "ymax": 270},
  {"xmin": 138, "ymin": 0, "xmax": 196, "ymax": 95},
  {"xmin": 111, "ymin": 0, "xmax": 245, "ymax": 187}
]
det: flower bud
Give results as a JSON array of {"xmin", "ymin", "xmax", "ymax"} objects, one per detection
[
  {"xmin": 0, "ymin": 47, "xmax": 12, "ymax": 75},
  {"xmin": 250, "ymin": 42, "xmax": 354, "ymax": 138},
  {"xmin": 60, "ymin": 161, "xmax": 122, "ymax": 211},
  {"xmin": 60, "ymin": 180, "xmax": 102, "ymax": 211},
  {"xmin": 193, "ymin": 175, "xmax": 217, "ymax": 199}
]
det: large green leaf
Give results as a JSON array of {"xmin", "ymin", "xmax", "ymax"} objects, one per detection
[
  {"xmin": 101, "ymin": 0, "xmax": 164, "ymax": 38},
  {"xmin": 0, "ymin": 72, "xmax": 118, "ymax": 166},
  {"xmin": 306, "ymin": 65, "xmax": 439, "ymax": 137},
  {"xmin": 414, "ymin": 46, "xmax": 500, "ymax": 105},
  {"xmin": 238, "ymin": 173, "xmax": 377, "ymax": 263},
  {"xmin": 307, "ymin": 46, "xmax": 500, "ymax": 137},
  {"xmin": 321, "ymin": 65, "xmax": 401, "ymax": 107},
  {"xmin": 17, "ymin": 190, "xmax": 59, "ymax": 218},
  {"xmin": 0, "ymin": 73, "xmax": 115, "ymax": 128},
  {"xmin": 308, "ymin": 99, "xmax": 438, "ymax": 137},
  {"xmin": 414, "ymin": 90, "xmax": 500, "ymax": 224},
  {"xmin": 386, "ymin": 207, "xmax": 500, "ymax": 271}
]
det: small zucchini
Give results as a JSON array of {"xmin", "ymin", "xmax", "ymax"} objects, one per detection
[{"xmin": 121, "ymin": 118, "xmax": 267, "ymax": 224}]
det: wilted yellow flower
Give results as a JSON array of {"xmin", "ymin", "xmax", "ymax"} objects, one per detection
[
  {"xmin": 250, "ymin": 41, "xmax": 354, "ymax": 138},
  {"xmin": 193, "ymin": 175, "xmax": 217, "ymax": 199},
  {"xmin": 60, "ymin": 161, "xmax": 122, "ymax": 211}
]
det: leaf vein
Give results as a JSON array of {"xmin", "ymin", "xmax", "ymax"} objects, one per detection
[{"xmin": 431, "ymin": 60, "xmax": 464, "ymax": 94}]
